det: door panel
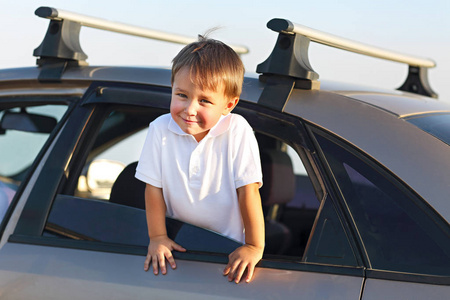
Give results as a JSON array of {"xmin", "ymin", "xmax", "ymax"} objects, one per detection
[
  {"xmin": 362, "ymin": 279, "xmax": 449, "ymax": 300},
  {"xmin": 0, "ymin": 243, "xmax": 363, "ymax": 299}
]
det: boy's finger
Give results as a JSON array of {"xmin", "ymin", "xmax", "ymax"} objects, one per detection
[
  {"xmin": 172, "ymin": 243, "xmax": 186, "ymax": 252},
  {"xmin": 152, "ymin": 255, "xmax": 159, "ymax": 275},
  {"xmin": 223, "ymin": 264, "xmax": 231, "ymax": 276},
  {"xmin": 166, "ymin": 253, "xmax": 177, "ymax": 269},
  {"xmin": 158, "ymin": 254, "xmax": 167, "ymax": 275},
  {"xmin": 223, "ymin": 251, "xmax": 237, "ymax": 276},
  {"xmin": 144, "ymin": 254, "xmax": 151, "ymax": 271},
  {"xmin": 234, "ymin": 263, "xmax": 247, "ymax": 284},
  {"xmin": 227, "ymin": 260, "xmax": 241, "ymax": 281},
  {"xmin": 246, "ymin": 265, "xmax": 255, "ymax": 283}
]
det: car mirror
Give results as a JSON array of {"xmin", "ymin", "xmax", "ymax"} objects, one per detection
[
  {"xmin": 0, "ymin": 109, "xmax": 57, "ymax": 133},
  {"xmin": 80, "ymin": 159, "xmax": 125, "ymax": 200}
]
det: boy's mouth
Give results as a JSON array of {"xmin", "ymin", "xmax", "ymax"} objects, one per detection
[{"xmin": 182, "ymin": 118, "xmax": 198, "ymax": 124}]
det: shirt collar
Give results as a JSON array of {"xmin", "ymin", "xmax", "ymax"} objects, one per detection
[
  {"xmin": 168, "ymin": 116, "xmax": 187, "ymax": 136},
  {"xmin": 168, "ymin": 114, "xmax": 232, "ymax": 138},
  {"xmin": 209, "ymin": 114, "xmax": 232, "ymax": 137}
]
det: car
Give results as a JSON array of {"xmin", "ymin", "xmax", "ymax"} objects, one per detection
[{"xmin": 0, "ymin": 6, "xmax": 449, "ymax": 299}]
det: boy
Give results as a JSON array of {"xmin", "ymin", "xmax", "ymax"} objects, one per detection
[{"xmin": 135, "ymin": 36, "xmax": 264, "ymax": 284}]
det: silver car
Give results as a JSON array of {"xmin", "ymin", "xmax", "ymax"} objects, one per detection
[{"xmin": 0, "ymin": 7, "xmax": 448, "ymax": 299}]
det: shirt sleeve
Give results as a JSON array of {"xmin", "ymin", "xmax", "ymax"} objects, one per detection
[
  {"xmin": 135, "ymin": 121, "xmax": 162, "ymax": 188},
  {"xmin": 232, "ymin": 115, "xmax": 263, "ymax": 189}
]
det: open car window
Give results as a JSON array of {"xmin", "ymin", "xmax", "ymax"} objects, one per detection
[{"xmin": 43, "ymin": 104, "xmax": 243, "ymax": 253}]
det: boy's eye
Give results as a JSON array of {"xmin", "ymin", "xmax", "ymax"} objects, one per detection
[
  {"xmin": 200, "ymin": 99, "xmax": 212, "ymax": 104},
  {"xmin": 176, "ymin": 93, "xmax": 187, "ymax": 98}
]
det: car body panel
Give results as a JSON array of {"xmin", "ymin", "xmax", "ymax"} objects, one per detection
[
  {"xmin": 362, "ymin": 278, "xmax": 450, "ymax": 300},
  {"xmin": 0, "ymin": 243, "xmax": 363, "ymax": 300}
]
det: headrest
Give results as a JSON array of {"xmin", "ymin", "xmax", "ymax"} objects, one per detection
[{"xmin": 109, "ymin": 161, "xmax": 146, "ymax": 209}]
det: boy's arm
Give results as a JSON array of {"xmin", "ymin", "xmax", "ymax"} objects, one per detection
[
  {"xmin": 144, "ymin": 184, "xmax": 185, "ymax": 274},
  {"xmin": 223, "ymin": 182, "xmax": 265, "ymax": 283}
]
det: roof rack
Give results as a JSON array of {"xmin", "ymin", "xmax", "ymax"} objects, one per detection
[
  {"xmin": 33, "ymin": 6, "xmax": 249, "ymax": 81},
  {"xmin": 257, "ymin": 18, "xmax": 437, "ymax": 111}
]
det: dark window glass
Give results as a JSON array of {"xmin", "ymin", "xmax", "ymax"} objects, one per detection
[
  {"xmin": 315, "ymin": 133, "xmax": 450, "ymax": 276},
  {"xmin": 303, "ymin": 195, "xmax": 358, "ymax": 266},
  {"xmin": 406, "ymin": 113, "xmax": 450, "ymax": 146}
]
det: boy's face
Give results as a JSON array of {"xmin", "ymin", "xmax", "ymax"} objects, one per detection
[{"xmin": 170, "ymin": 67, "xmax": 238, "ymax": 142}]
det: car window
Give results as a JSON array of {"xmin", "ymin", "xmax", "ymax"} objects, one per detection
[
  {"xmin": 255, "ymin": 136, "xmax": 320, "ymax": 257},
  {"xmin": 405, "ymin": 113, "xmax": 450, "ymax": 146},
  {"xmin": 0, "ymin": 104, "xmax": 68, "ymax": 221},
  {"xmin": 76, "ymin": 128, "xmax": 147, "ymax": 200},
  {"xmin": 314, "ymin": 132, "xmax": 450, "ymax": 276}
]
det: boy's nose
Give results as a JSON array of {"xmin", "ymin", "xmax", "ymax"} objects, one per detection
[{"xmin": 185, "ymin": 100, "xmax": 198, "ymax": 115}]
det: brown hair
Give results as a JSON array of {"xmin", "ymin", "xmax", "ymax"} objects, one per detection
[{"xmin": 171, "ymin": 36, "xmax": 244, "ymax": 99}]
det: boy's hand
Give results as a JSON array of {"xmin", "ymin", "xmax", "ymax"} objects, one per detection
[
  {"xmin": 223, "ymin": 244, "xmax": 263, "ymax": 283},
  {"xmin": 144, "ymin": 235, "xmax": 186, "ymax": 275}
]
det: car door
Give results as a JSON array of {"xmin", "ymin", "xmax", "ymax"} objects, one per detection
[
  {"xmin": 310, "ymin": 129, "xmax": 450, "ymax": 299},
  {"xmin": 0, "ymin": 83, "xmax": 365, "ymax": 299}
]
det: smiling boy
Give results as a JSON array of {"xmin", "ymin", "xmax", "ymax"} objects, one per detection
[{"xmin": 135, "ymin": 37, "xmax": 264, "ymax": 283}]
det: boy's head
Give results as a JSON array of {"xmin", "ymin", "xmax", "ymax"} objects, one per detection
[
  {"xmin": 170, "ymin": 36, "xmax": 245, "ymax": 142},
  {"xmin": 171, "ymin": 36, "xmax": 245, "ymax": 100}
]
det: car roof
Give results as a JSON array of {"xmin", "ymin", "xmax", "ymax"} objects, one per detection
[{"xmin": 333, "ymin": 91, "xmax": 450, "ymax": 118}]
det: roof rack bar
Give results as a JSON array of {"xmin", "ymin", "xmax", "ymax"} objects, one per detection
[
  {"xmin": 35, "ymin": 7, "xmax": 249, "ymax": 55},
  {"xmin": 257, "ymin": 18, "xmax": 437, "ymax": 101},
  {"xmin": 268, "ymin": 18, "xmax": 435, "ymax": 68}
]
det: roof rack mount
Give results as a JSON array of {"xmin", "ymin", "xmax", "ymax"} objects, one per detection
[
  {"xmin": 33, "ymin": 6, "xmax": 249, "ymax": 81},
  {"xmin": 257, "ymin": 18, "xmax": 437, "ymax": 110}
]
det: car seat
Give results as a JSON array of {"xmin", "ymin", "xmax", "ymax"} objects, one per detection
[
  {"xmin": 260, "ymin": 149, "xmax": 295, "ymax": 255},
  {"xmin": 109, "ymin": 161, "xmax": 146, "ymax": 209}
]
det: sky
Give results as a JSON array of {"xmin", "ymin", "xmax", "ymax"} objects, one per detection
[{"xmin": 1, "ymin": 0, "xmax": 449, "ymax": 100}]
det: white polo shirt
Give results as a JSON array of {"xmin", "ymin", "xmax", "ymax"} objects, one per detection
[{"xmin": 135, "ymin": 113, "xmax": 262, "ymax": 243}]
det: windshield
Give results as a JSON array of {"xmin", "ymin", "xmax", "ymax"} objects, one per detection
[
  {"xmin": 0, "ymin": 105, "xmax": 67, "ymax": 177},
  {"xmin": 406, "ymin": 113, "xmax": 450, "ymax": 146},
  {"xmin": 0, "ymin": 104, "xmax": 68, "ymax": 221}
]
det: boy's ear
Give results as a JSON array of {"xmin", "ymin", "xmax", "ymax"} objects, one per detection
[{"xmin": 223, "ymin": 97, "xmax": 239, "ymax": 115}]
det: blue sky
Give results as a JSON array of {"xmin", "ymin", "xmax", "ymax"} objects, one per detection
[{"xmin": 1, "ymin": 0, "xmax": 449, "ymax": 100}]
